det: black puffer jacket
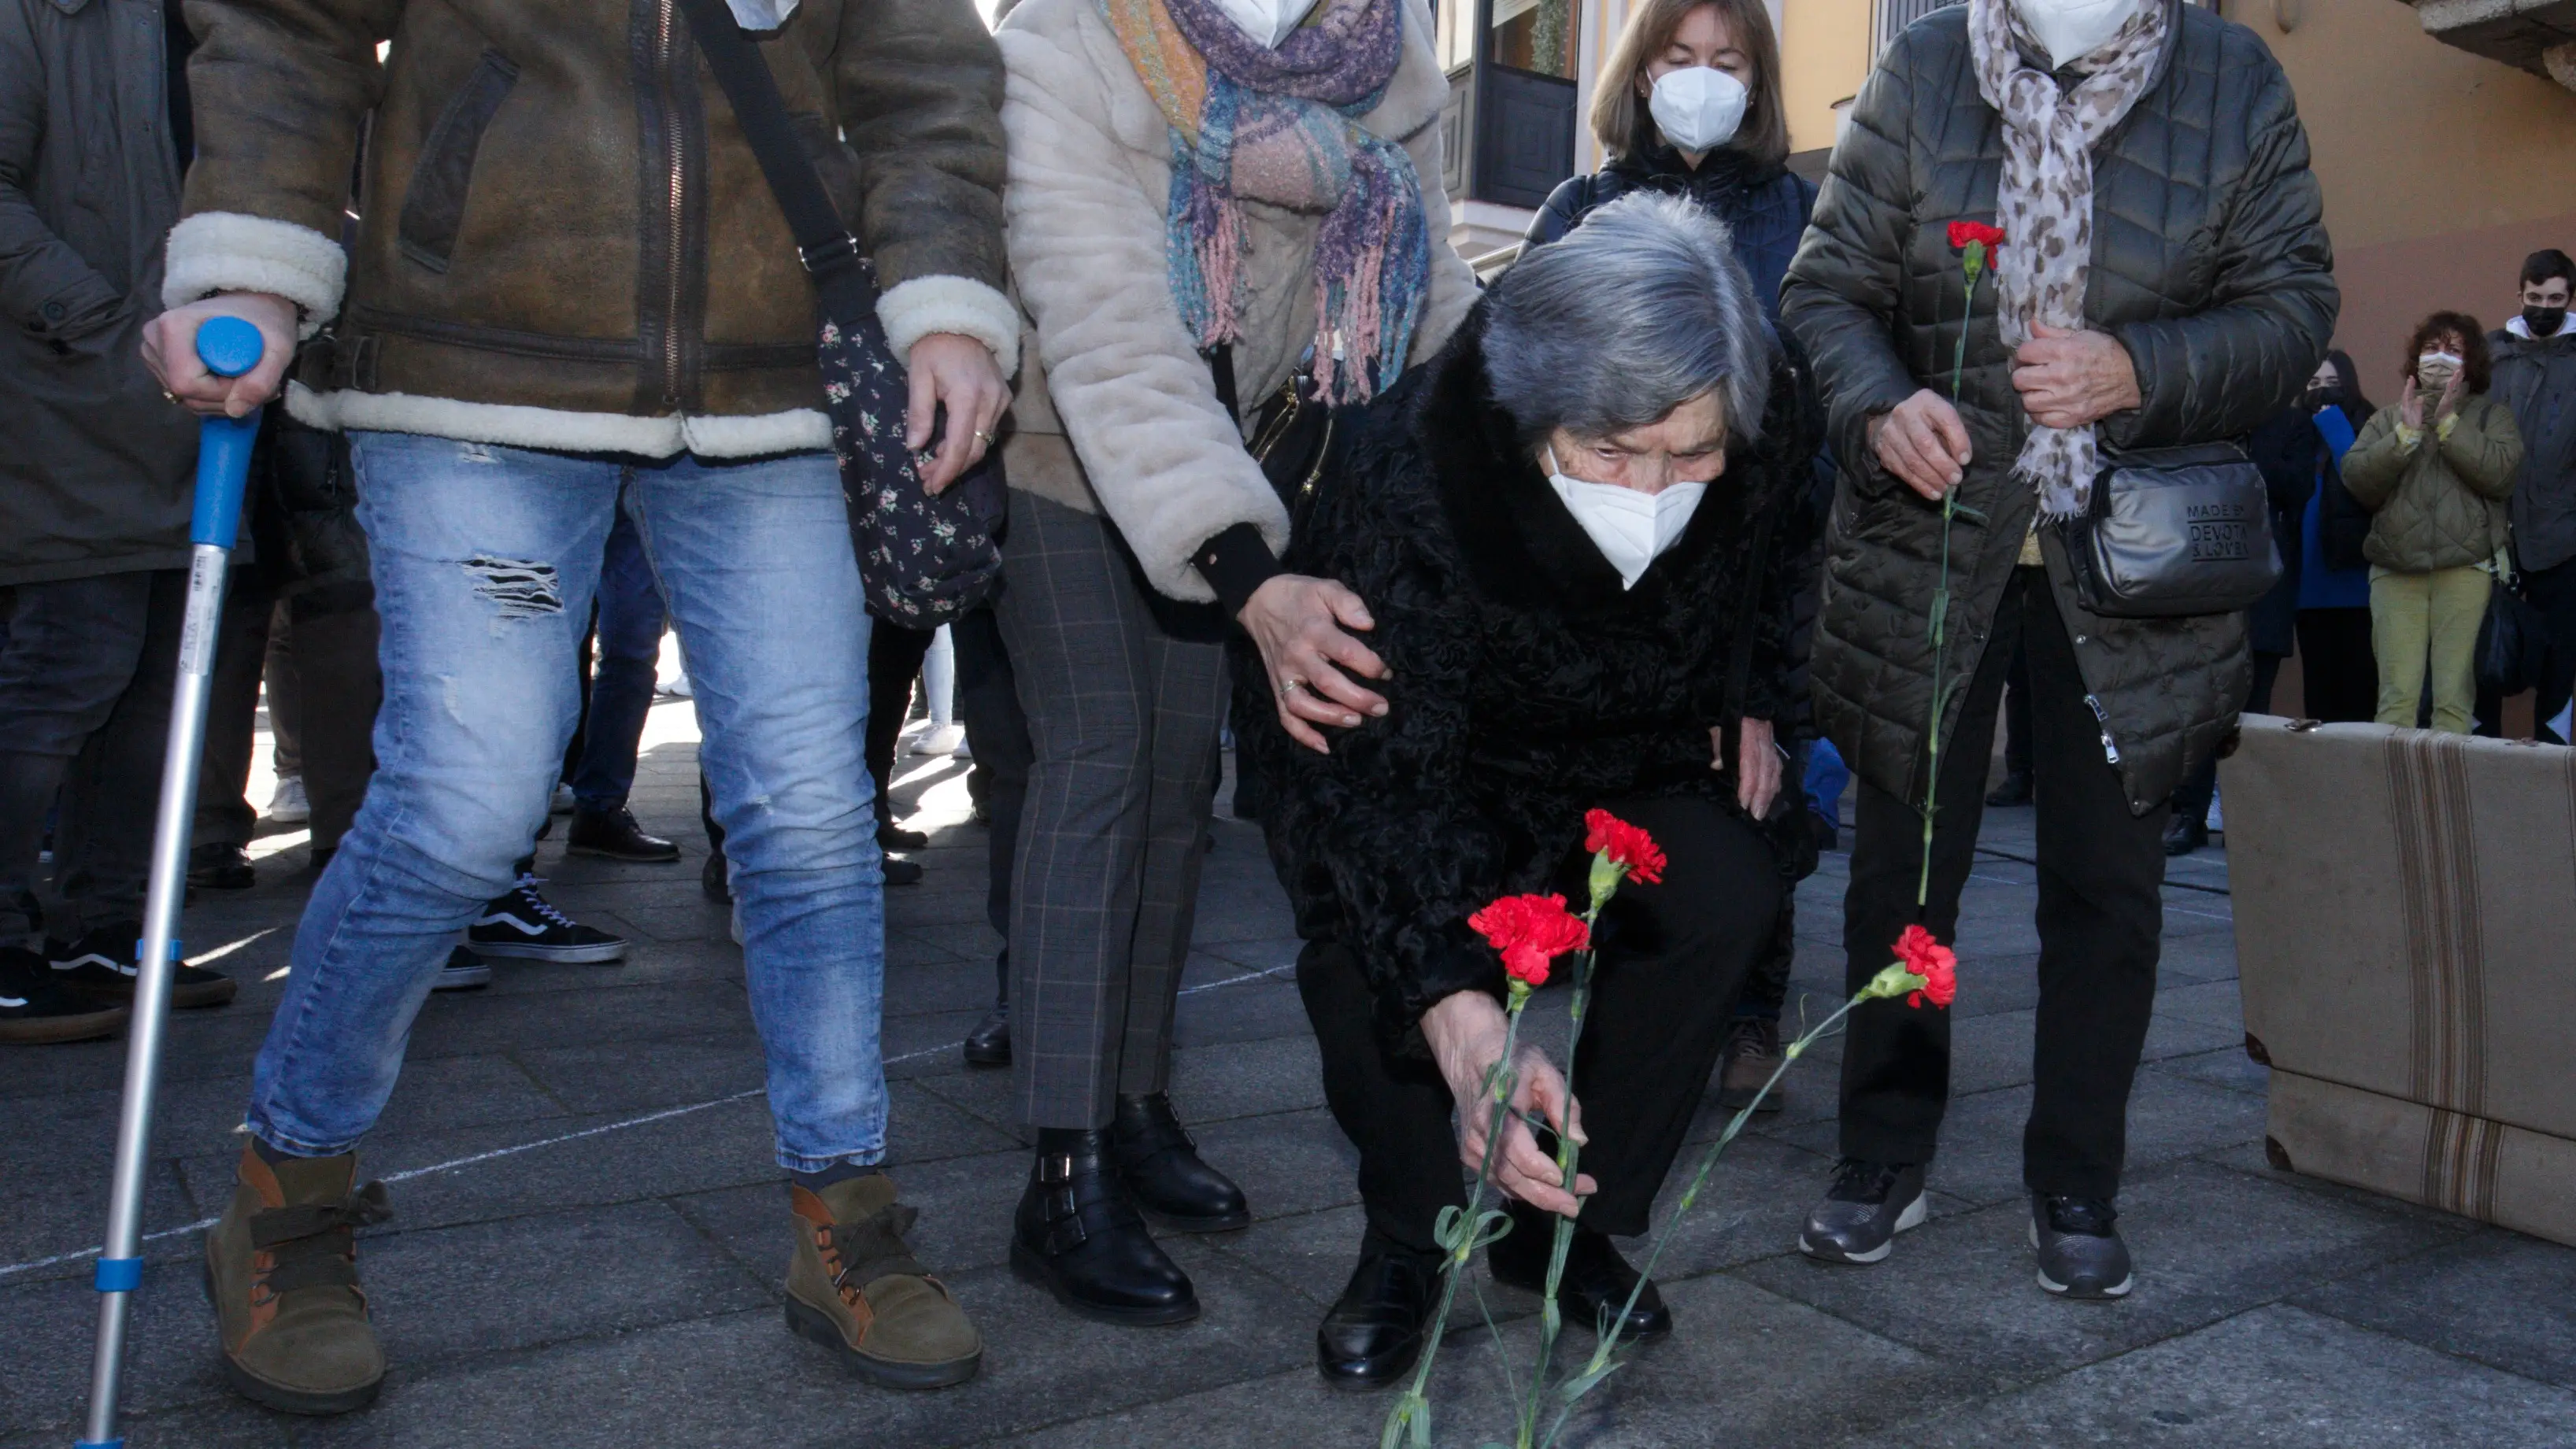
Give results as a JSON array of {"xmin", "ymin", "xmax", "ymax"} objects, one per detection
[
  {"xmin": 1524, "ymin": 144, "xmax": 1818, "ymax": 326},
  {"xmin": 1780, "ymin": 0, "xmax": 2335, "ymax": 814},
  {"xmin": 1238, "ymin": 303, "xmax": 1823, "ymax": 1054}
]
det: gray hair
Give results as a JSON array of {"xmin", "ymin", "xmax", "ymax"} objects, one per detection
[{"xmin": 1483, "ymin": 192, "xmax": 1775, "ymax": 447}]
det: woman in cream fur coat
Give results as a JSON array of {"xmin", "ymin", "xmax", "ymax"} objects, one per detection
[{"xmin": 990, "ymin": 0, "xmax": 1477, "ymax": 1326}]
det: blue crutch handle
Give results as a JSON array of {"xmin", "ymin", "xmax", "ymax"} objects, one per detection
[{"xmin": 189, "ymin": 316, "xmax": 266, "ymax": 550}]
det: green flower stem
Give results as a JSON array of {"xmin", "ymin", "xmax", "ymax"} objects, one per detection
[
  {"xmin": 1920, "ymin": 246, "xmax": 1982, "ymax": 910},
  {"xmin": 1519, "ymin": 918, "xmax": 1605, "ymax": 1449},
  {"xmin": 1538, "ymin": 987, "xmax": 1883, "ymax": 1449},
  {"xmin": 1383, "ymin": 986, "xmax": 1533, "ymax": 1449}
]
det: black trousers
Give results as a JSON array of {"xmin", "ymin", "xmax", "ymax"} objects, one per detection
[
  {"xmin": 1839, "ymin": 570, "xmax": 2167, "ymax": 1202},
  {"xmin": 196, "ymin": 581, "xmax": 383, "ymax": 853},
  {"xmin": 951, "ymin": 604, "xmax": 1032, "ymax": 1004},
  {"xmin": 866, "ymin": 623, "xmax": 938, "ymax": 826},
  {"xmin": 2527, "ymin": 559, "xmax": 2576, "ymax": 742},
  {"xmin": 2292, "ymin": 607, "xmax": 2376, "ymax": 725},
  {"xmin": 1303, "ymin": 795, "xmax": 1785, "ymax": 1251}
]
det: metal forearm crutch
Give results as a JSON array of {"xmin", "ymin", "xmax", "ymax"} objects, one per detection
[{"xmin": 78, "ymin": 316, "xmax": 268, "ymax": 1449}]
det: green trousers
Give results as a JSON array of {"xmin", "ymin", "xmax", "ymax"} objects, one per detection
[{"xmin": 2370, "ymin": 564, "xmax": 2490, "ymax": 734}]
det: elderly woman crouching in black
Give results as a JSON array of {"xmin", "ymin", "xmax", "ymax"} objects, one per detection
[{"xmin": 1238, "ymin": 194, "xmax": 1823, "ymax": 1387}]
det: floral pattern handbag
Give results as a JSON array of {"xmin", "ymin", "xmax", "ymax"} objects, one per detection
[{"xmin": 678, "ymin": 0, "xmax": 1006, "ymax": 626}]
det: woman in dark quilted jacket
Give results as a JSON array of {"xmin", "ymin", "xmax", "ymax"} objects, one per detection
[
  {"xmin": 1779, "ymin": 0, "xmax": 2334, "ymax": 1299},
  {"xmin": 1241, "ymin": 195, "xmax": 1821, "ymax": 1387}
]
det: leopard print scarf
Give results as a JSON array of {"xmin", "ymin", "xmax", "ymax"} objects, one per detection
[{"xmin": 1967, "ymin": 0, "xmax": 2168, "ymax": 519}]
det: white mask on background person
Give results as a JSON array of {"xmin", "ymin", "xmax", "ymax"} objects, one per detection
[
  {"xmin": 1647, "ymin": 67, "xmax": 1751, "ymax": 155},
  {"xmin": 2011, "ymin": 0, "xmax": 2144, "ymax": 69},
  {"xmin": 2417, "ymin": 351, "xmax": 2463, "ymax": 390},
  {"xmin": 1212, "ymin": 0, "xmax": 1321, "ymax": 48},
  {"xmin": 1545, "ymin": 451, "xmax": 1707, "ymax": 590},
  {"xmin": 727, "ymin": 0, "xmax": 798, "ymax": 29}
]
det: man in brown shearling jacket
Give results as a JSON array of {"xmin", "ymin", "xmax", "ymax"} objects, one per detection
[{"xmin": 140, "ymin": 0, "xmax": 1016, "ymax": 1410}]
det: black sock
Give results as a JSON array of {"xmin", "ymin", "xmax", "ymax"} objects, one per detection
[{"xmin": 790, "ymin": 1162, "xmax": 881, "ymax": 1191}]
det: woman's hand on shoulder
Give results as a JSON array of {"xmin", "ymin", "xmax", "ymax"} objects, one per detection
[{"xmin": 1240, "ymin": 574, "xmax": 1390, "ymax": 753}]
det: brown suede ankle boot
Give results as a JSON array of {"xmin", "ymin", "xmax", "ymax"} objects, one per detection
[
  {"xmin": 203, "ymin": 1143, "xmax": 392, "ymax": 1414},
  {"xmin": 783, "ymin": 1173, "xmax": 981, "ymax": 1389}
]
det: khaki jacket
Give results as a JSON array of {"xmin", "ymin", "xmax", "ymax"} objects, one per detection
[
  {"xmin": 2343, "ymin": 394, "xmax": 2522, "ymax": 574},
  {"xmin": 166, "ymin": 0, "xmax": 1017, "ymax": 457}
]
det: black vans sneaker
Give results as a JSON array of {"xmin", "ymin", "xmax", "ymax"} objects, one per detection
[
  {"xmin": 2031, "ymin": 1195, "xmax": 2134, "ymax": 1299},
  {"xmin": 0, "ymin": 947, "xmax": 130, "ymax": 1044},
  {"xmin": 46, "ymin": 925, "xmax": 239, "ymax": 1009},
  {"xmin": 1797, "ymin": 1159, "xmax": 1927, "ymax": 1265},
  {"xmin": 468, "ymin": 875, "xmax": 627, "ymax": 964}
]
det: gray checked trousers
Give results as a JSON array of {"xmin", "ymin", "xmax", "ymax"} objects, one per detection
[{"xmin": 992, "ymin": 490, "xmax": 1230, "ymax": 1131}]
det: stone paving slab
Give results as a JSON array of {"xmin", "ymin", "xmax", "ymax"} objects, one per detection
[{"xmin": 7, "ymin": 723, "xmax": 2575, "ymax": 1448}]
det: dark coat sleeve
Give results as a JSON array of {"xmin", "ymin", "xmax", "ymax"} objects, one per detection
[
  {"xmin": 1778, "ymin": 30, "xmax": 1926, "ymax": 502},
  {"xmin": 2099, "ymin": 54, "xmax": 2337, "ymax": 451},
  {"xmin": 1268, "ymin": 470, "xmax": 1517, "ymax": 1051},
  {"xmin": 1519, "ymin": 172, "xmax": 1596, "ymax": 251},
  {"xmin": 831, "ymin": 0, "xmax": 1009, "ymax": 292},
  {"xmin": 1738, "ymin": 340, "xmax": 1831, "ymax": 730}
]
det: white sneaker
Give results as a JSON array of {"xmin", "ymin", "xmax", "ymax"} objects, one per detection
[{"xmin": 265, "ymin": 774, "xmax": 312, "ymax": 825}]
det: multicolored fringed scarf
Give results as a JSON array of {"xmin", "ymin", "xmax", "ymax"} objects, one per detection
[
  {"xmin": 1104, "ymin": 0, "xmax": 1430, "ymax": 404},
  {"xmin": 1967, "ymin": 0, "xmax": 2166, "ymax": 518}
]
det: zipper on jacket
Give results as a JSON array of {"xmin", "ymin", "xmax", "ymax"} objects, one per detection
[
  {"xmin": 654, "ymin": 0, "xmax": 687, "ymax": 408},
  {"xmin": 2085, "ymin": 693, "xmax": 2121, "ymax": 766}
]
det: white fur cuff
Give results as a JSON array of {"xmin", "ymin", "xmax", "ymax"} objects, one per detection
[
  {"xmin": 284, "ymin": 382, "xmax": 833, "ymax": 460},
  {"xmin": 162, "ymin": 213, "xmax": 349, "ymax": 341},
  {"xmin": 877, "ymin": 275, "xmax": 1021, "ymax": 380}
]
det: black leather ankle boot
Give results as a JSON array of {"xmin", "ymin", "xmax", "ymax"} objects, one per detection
[
  {"xmin": 1111, "ymin": 1092, "xmax": 1251, "ymax": 1233},
  {"xmin": 1011, "ymin": 1129, "xmax": 1198, "ymax": 1325}
]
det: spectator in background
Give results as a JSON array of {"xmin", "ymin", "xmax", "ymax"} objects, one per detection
[
  {"xmin": 2166, "ymin": 394, "xmax": 2316, "ymax": 856},
  {"xmin": 1, "ymin": 0, "xmax": 238, "ymax": 1045},
  {"xmin": 2293, "ymin": 351, "xmax": 2377, "ymax": 724},
  {"xmin": 2342, "ymin": 314, "xmax": 2523, "ymax": 735},
  {"xmin": 2492, "ymin": 249, "xmax": 2576, "ymax": 743}
]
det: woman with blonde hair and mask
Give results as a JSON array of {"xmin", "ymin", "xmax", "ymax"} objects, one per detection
[{"xmin": 1525, "ymin": 0, "xmax": 1808, "ymax": 323}]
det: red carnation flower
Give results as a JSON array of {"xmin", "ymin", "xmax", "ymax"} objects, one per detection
[
  {"xmin": 1582, "ymin": 809, "xmax": 1667, "ymax": 886},
  {"xmin": 1947, "ymin": 220, "xmax": 2006, "ymax": 251},
  {"xmin": 1893, "ymin": 924, "xmax": 1957, "ymax": 1009},
  {"xmin": 1468, "ymin": 893, "xmax": 1590, "ymax": 989}
]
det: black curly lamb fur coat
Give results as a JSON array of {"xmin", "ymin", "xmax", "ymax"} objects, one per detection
[{"xmin": 1235, "ymin": 301, "xmax": 1827, "ymax": 1055}]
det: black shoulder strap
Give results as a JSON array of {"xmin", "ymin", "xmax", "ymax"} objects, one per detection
[
  {"xmin": 670, "ymin": 0, "xmax": 864, "ymax": 283},
  {"xmin": 1205, "ymin": 344, "xmax": 1241, "ymax": 423}
]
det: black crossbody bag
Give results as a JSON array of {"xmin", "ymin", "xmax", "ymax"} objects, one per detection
[
  {"xmin": 674, "ymin": 0, "xmax": 1006, "ymax": 627},
  {"xmin": 2058, "ymin": 442, "xmax": 2283, "ymax": 619}
]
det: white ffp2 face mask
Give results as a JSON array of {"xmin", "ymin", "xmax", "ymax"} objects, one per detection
[
  {"xmin": 1647, "ymin": 67, "xmax": 1751, "ymax": 155},
  {"xmin": 1212, "ymin": 0, "xmax": 1321, "ymax": 48},
  {"xmin": 2012, "ymin": 0, "xmax": 2143, "ymax": 69},
  {"xmin": 1545, "ymin": 451, "xmax": 1706, "ymax": 590}
]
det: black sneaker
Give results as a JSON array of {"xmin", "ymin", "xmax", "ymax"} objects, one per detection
[
  {"xmin": 1985, "ymin": 770, "xmax": 2034, "ymax": 808},
  {"xmin": 187, "ymin": 842, "xmax": 257, "ymax": 890},
  {"xmin": 46, "ymin": 926, "xmax": 238, "ymax": 1010},
  {"xmin": 883, "ymin": 856, "xmax": 923, "ymax": 888},
  {"xmin": 2031, "ymin": 1195, "xmax": 2134, "ymax": 1299},
  {"xmin": 0, "ymin": 947, "xmax": 131, "ymax": 1044},
  {"xmin": 432, "ymin": 947, "xmax": 494, "ymax": 992},
  {"xmin": 877, "ymin": 820, "xmax": 931, "ymax": 852},
  {"xmin": 468, "ymin": 876, "xmax": 627, "ymax": 963},
  {"xmin": 1797, "ymin": 1159, "xmax": 1926, "ymax": 1265}
]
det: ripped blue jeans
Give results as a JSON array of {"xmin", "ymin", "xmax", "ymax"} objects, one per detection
[{"xmin": 246, "ymin": 432, "xmax": 886, "ymax": 1171}]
